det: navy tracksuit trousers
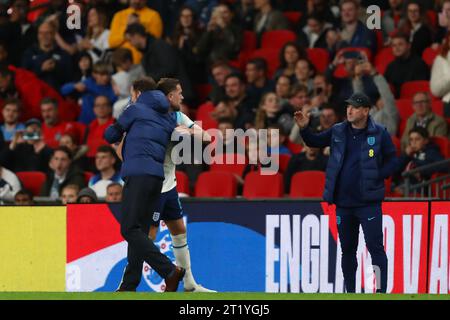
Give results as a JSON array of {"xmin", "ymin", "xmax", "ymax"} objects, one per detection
[
  {"xmin": 336, "ymin": 204, "xmax": 388, "ymax": 293},
  {"xmin": 119, "ymin": 175, "xmax": 175, "ymax": 291}
]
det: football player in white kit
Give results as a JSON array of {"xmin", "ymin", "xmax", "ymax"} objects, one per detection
[{"xmin": 151, "ymin": 78, "xmax": 215, "ymax": 293}]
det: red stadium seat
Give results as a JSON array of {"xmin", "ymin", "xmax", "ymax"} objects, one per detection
[
  {"xmin": 375, "ymin": 29, "xmax": 384, "ymax": 52},
  {"xmin": 431, "ymin": 99, "xmax": 444, "ymax": 116},
  {"xmin": 400, "ymin": 81, "xmax": 431, "ymax": 99},
  {"xmin": 306, "ymin": 48, "xmax": 330, "ymax": 73},
  {"xmin": 430, "ymin": 136, "xmax": 450, "ymax": 158},
  {"xmin": 249, "ymin": 48, "xmax": 280, "ymax": 78},
  {"xmin": 426, "ymin": 10, "xmax": 437, "ymax": 28},
  {"xmin": 175, "ymin": 170, "xmax": 190, "ymax": 196},
  {"xmin": 395, "ymin": 99, "xmax": 414, "ymax": 137},
  {"xmin": 375, "ymin": 47, "xmax": 395, "ymax": 75},
  {"xmin": 289, "ymin": 171, "xmax": 325, "ymax": 198},
  {"xmin": 71, "ymin": 121, "xmax": 87, "ymax": 144},
  {"xmin": 422, "ymin": 46, "xmax": 441, "ymax": 67},
  {"xmin": 242, "ymin": 31, "xmax": 258, "ymax": 53},
  {"xmin": 16, "ymin": 171, "xmax": 46, "ymax": 196},
  {"xmin": 195, "ymin": 171, "xmax": 237, "ymax": 198},
  {"xmin": 286, "ymin": 139, "xmax": 303, "ymax": 154},
  {"xmin": 195, "ymin": 102, "xmax": 218, "ymax": 130},
  {"xmin": 260, "ymin": 30, "xmax": 297, "ymax": 51},
  {"xmin": 83, "ymin": 171, "xmax": 94, "ymax": 185},
  {"xmin": 278, "ymin": 154, "xmax": 291, "ymax": 173},
  {"xmin": 210, "ymin": 153, "xmax": 247, "ymax": 177},
  {"xmin": 243, "ymin": 172, "xmax": 284, "ymax": 199},
  {"xmin": 283, "ymin": 11, "xmax": 302, "ymax": 28},
  {"xmin": 431, "ymin": 172, "xmax": 450, "ymax": 199}
]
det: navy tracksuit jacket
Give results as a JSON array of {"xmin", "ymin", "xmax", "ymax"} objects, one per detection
[{"xmin": 300, "ymin": 116, "xmax": 398, "ymax": 293}]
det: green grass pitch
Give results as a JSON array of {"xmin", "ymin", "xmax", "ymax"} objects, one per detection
[{"xmin": 0, "ymin": 292, "xmax": 449, "ymax": 300}]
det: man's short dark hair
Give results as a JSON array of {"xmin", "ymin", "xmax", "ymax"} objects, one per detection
[
  {"xmin": 52, "ymin": 146, "xmax": 73, "ymax": 161},
  {"xmin": 225, "ymin": 72, "xmax": 245, "ymax": 84},
  {"xmin": 2, "ymin": 98, "xmax": 22, "ymax": 111},
  {"xmin": 391, "ymin": 31, "xmax": 410, "ymax": 43},
  {"xmin": 96, "ymin": 145, "xmax": 116, "ymax": 157},
  {"xmin": 107, "ymin": 182, "xmax": 123, "ymax": 191},
  {"xmin": 111, "ymin": 48, "xmax": 133, "ymax": 68},
  {"xmin": 290, "ymin": 83, "xmax": 309, "ymax": 97},
  {"xmin": 132, "ymin": 77, "xmax": 157, "ymax": 92},
  {"xmin": 40, "ymin": 97, "xmax": 58, "ymax": 108},
  {"xmin": 14, "ymin": 189, "xmax": 33, "ymax": 201},
  {"xmin": 409, "ymin": 126, "xmax": 430, "ymax": 139},
  {"xmin": 125, "ymin": 23, "xmax": 147, "ymax": 37},
  {"xmin": 247, "ymin": 58, "xmax": 268, "ymax": 73},
  {"xmin": 157, "ymin": 78, "xmax": 180, "ymax": 95},
  {"xmin": 210, "ymin": 60, "xmax": 232, "ymax": 72}
]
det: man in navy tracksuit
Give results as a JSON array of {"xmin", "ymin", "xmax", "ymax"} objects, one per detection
[
  {"xmin": 294, "ymin": 92, "xmax": 398, "ymax": 293},
  {"xmin": 104, "ymin": 89, "xmax": 185, "ymax": 292}
]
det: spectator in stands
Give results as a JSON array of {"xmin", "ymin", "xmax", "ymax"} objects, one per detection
[
  {"xmin": 398, "ymin": 0, "xmax": 433, "ymax": 56},
  {"xmin": 77, "ymin": 187, "xmax": 98, "ymax": 203},
  {"xmin": 59, "ymin": 133, "xmax": 89, "ymax": 172},
  {"xmin": 1, "ymin": 98, "xmax": 25, "ymax": 142},
  {"xmin": 394, "ymin": 127, "xmax": 446, "ymax": 194},
  {"xmin": 195, "ymin": 4, "xmax": 242, "ymax": 65},
  {"xmin": 316, "ymin": 105, "xmax": 339, "ymax": 133},
  {"xmin": 293, "ymin": 58, "xmax": 316, "ymax": 93},
  {"xmin": 235, "ymin": 0, "xmax": 256, "ymax": 30},
  {"xmin": 41, "ymin": 146, "xmax": 85, "ymax": 199},
  {"xmin": 275, "ymin": 75, "xmax": 292, "ymax": 105},
  {"xmin": 362, "ymin": 62, "xmax": 400, "ymax": 136},
  {"xmin": 109, "ymin": 0, "xmax": 163, "ymax": 64},
  {"xmin": 21, "ymin": 21, "xmax": 73, "ymax": 90},
  {"xmin": 61, "ymin": 61, "xmax": 117, "ymax": 124},
  {"xmin": 7, "ymin": 0, "xmax": 36, "ymax": 66},
  {"xmin": 435, "ymin": 0, "xmax": 450, "ymax": 45},
  {"xmin": 169, "ymin": 5, "xmax": 205, "ymax": 84},
  {"xmin": 334, "ymin": 0, "xmax": 377, "ymax": 54},
  {"xmin": 224, "ymin": 73, "xmax": 256, "ymax": 130},
  {"xmin": 70, "ymin": 51, "xmax": 93, "ymax": 84},
  {"xmin": 267, "ymin": 124, "xmax": 291, "ymax": 155},
  {"xmin": 430, "ymin": 32, "xmax": 450, "ymax": 118},
  {"xmin": 326, "ymin": 50, "xmax": 380, "ymax": 116},
  {"xmin": 88, "ymin": 145, "xmax": 123, "ymax": 199},
  {"xmin": 40, "ymin": 98, "xmax": 77, "ymax": 149},
  {"xmin": 60, "ymin": 184, "xmax": 80, "ymax": 205},
  {"xmin": 76, "ymin": 7, "xmax": 110, "ymax": 63},
  {"xmin": 113, "ymin": 76, "xmax": 156, "ymax": 119},
  {"xmin": 216, "ymin": 117, "xmax": 241, "ymax": 154},
  {"xmin": 273, "ymin": 42, "xmax": 307, "ymax": 83},
  {"xmin": 254, "ymin": 92, "xmax": 293, "ymax": 134},
  {"xmin": 381, "ymin": 0, "xmax": 406, "ymax": 43},
  {"xmin": 7, "ymin": 118, "xmax": 52, "ymax": 172},
  {"xmin": 310, "ymin": 73, "xmax": 333, "ymax": 109},
  {"xmin": 125, "ymin": 23, "xmax": 194, "ymax": 103},
  {"xmin": 401, "ymin": 92, "xmax": 448, "ymax": 150},
  {"xmin": 111, "ymin": 48, "xmax": 144, "ymax": 99},
  {"xmin": 253, "ymin": 0, "xmax": 289, "ymax": 38},
  {"xmin": 384, "ymin": 32, "xmax": 430, "ymax": 98},
  {"xmin": 283, "ymin": 145, "xmax": 328, "ymax": 193},
  {"xmin": 86, "ymin": 95, "xmax": 115, "ymax": 158},
  {"xmin": 0, "ymin": 164, "xmax": 21, "ymax": 202},
  {"xmin": 14, "ymin": 189, "xmax": 34, "ymax": 206},
  {"xmin": 208, "ymin": 61, "xmax": 232, "ymax": 104},
  {"xmin": 245, "ymin": 58, "xmax": 274, "ymax": 105},
  {"xmin": 105, "ymin": 182, "xmax": 123, "ymax": 202},
  {"xmin": 297, "ymin": 12, "xmax": 333, "ymax": 49}
]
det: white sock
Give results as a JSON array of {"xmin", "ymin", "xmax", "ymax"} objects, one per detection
[{"xmin": 172, "ymin": 233, "xmax": 197, "ymax": 289}]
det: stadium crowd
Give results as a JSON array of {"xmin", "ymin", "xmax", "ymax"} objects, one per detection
[{"xmin": 0, "ymin": 0, "xmax": 449, "ymax": 205}]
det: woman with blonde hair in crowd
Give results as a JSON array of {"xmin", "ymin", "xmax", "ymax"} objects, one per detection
[{"xmin": 254, "ymin": 92, "xmax": 293, "ymax": 133}]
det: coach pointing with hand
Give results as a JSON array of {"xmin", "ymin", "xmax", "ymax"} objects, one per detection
[{"xmin": 295, "ymin": 92, "xmax": 398, "ymax": 293}]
